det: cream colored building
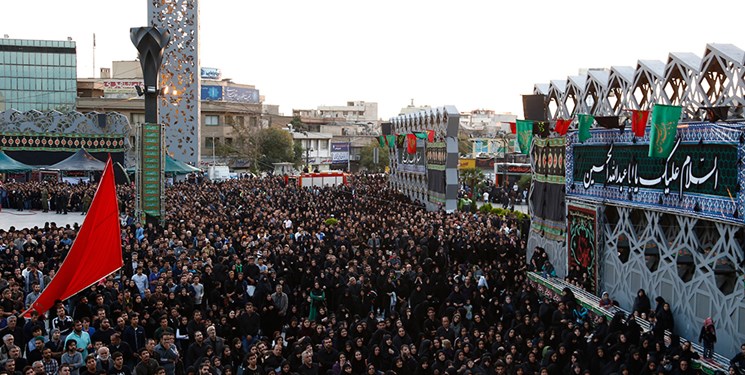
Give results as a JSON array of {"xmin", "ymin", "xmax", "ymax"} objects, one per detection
[{"xmin": 77, "ymin": 62, "xmax": 289, "ymax": 168}]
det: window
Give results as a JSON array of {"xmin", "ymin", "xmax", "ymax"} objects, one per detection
[
  {"xmin": 131, "ymin": 113, "xmax": 145, "ymax": 126},
  {"xmin": 224, "ymin": 137, "xmax": 233, "ymax": 146},
  {"xmin": 205, "ymin": 115, "xmax": 219, "ymax": 126},
  {"xmin": 319, "ymin": 140, "xmax": 328, "ymax": 150},
  {"xmin": 205, "ymin": 137, "xmax": 217, "ymax": 148}
]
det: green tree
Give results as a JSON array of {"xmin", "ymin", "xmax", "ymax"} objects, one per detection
[
  {"xmin": 217, "ymin": 121, "xmax": 296, "ymax": 172},
  {"xmin": 518, "ymin": 174, "xmax": 532, "ymax": 190},
  {"xmin": 289, "ymin": 116, "xmax": 306, "ymax": 132},
  {"xmin": 293, "ymin": 141, "xmax": 304, "ymax": 168},
  {"xmin": 359, "ymin": 140, "xmax": 390, "ymax": 172},
  {"xmin": 257, "ymin": 128, "xmax": 296, "ymax": 171},
  {"xmin": 460, "ymin": 167, "xmax": 485, "ymax": 196},
  {"xmin": 458, "ymin": 134, "xmax": 472, "ymax": 156}
]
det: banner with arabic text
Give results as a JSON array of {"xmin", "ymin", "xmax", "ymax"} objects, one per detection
[
  {"xmin": 566, "ymin": 123, "xmax": 744, "ymax": 224},
  {"xmin": 396, "ymin": 138, "xmax": 426, "ymax": 174}
]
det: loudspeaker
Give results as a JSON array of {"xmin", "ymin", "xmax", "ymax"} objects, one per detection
[{"xmin": 522, "ymin": 94, "xmax": 547, "ymax": 121}]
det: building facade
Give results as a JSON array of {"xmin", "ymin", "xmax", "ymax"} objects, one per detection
[
  {"xmin": 294, "ymin": 101, "xmax": 378, "ymax": 123},
  {"xmin": 0, "ymin": 38, "xmax": 77, "ymax": 112},
  {"xmin": 77, "ymin": 62, "xmax": 281, "ymax": 168},
  {"xmin": 459, "ymin": 109, "xmax": 516, "ymax": 135},
  {"xmin": 291, "ymin": 131, "xmax": 332, "ymax": 171}
]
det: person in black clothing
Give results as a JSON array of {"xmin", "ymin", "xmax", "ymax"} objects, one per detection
[
  {"xmin": 107, "ymin": 352, "xmax": 130, "ymax": 375},
  {"xmin": 731, "ymin": 343, "xmax": 745, "ymax": 374},
  {"xmin": 297, "ymin": 351, "xmax": 319, "ymax": 375}
]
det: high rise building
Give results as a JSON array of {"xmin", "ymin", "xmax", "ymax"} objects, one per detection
[{"xmin": 0, "ymin": 38, "xmax": 77, "ymax": 111}]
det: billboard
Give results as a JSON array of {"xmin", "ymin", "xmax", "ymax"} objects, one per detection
[
  {"xmin": 225, "ymin": 87, "xmax": 260, "ymax": 104},
  {"xmin": 101, "ymin": 80, "xmax": 144, "ymax": 98},
  {"xmin": 201, "ymin": 85, "xmax": 223, "ymax": 101},
  {"xmin": 458, "ymin": 158, "xmax": 475, "ymax": 169},
  {"xmin": 331, "ymin": 142, "xmax": 349, "ymax": 163},
  {"xmin": 200, "ymin": 67, "xmax": 221, "ymax": 80}
]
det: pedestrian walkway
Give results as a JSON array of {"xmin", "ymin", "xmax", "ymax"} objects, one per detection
[{"xmin": 0, "ymin": 209, "xmax": 84, "ymax": 230}]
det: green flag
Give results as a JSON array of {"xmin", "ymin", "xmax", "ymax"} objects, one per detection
[
  {"xmin": 649, "ymin": 104, "xmax": 682, "ymax": 158},
  {"xmin": 378, "ymin": 136, "xmax": 386, "ymax": 148},
  {"xmin": 414, "ymin": 132, "xmax": 427, "ymax": 140},
  {"xmin": 516, "ymin": 120, "xmax": 533, "ymax": 155},
  {"xmin": 577, "ymin": 114, "xmax": 594, "ymax": 143},
  {"xmin": 386, "ymin": 135, "xmax": 395, "ymax": 148}
]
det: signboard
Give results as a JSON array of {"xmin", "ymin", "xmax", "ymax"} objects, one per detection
[
  {"xmin": 567, "ymin": 123, "xmax": 744, "ymax": 224},
  {"xmin": 495, "ymin": 163, "xmax": 531, "ymax": 175},
  {"xmin": 458, "ymin": 158, "xmax": 475, "ymax": 169},
  {"xmin": 396, "ymin": 139, "xmax": 426, "ymax": 174},
  {"xmin": 140, "ymin": 123, "xmax": 163, "ymax": 218},
  {"xmin": 331, "ymin": 142, "xmax": 349, "ymax": 163},
  {"xmin": 102, "ymin": 80, "xmax": 144, "ymax": 98},
  {"xmin": 225, "ymin": 87, "xmax": 260, "ymax": 104},
  {"xmin": 200, "ymin": 67, "xmax": 221, "ymax": 80},
  {"xmin": 201, "ymin": 85, "xmax": 223, "ymax": 101},
  {"xmin": 475, "ymin": 157, "xmax": 495, "ymax": 170}
]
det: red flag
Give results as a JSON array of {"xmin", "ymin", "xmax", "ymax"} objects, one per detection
[
  {"xmin": 427, "ymin": 130, "xmax": 435, "ymax": 142},
  {"xmin": 23, "ymin": 157, "xmax": 122, "ymax": 317},
  {"xmin": 631, "ymin": 110, "xmax": 650, "ymax": 137},
  {"xmin": 555, "ymin": 118, "xmax": 572, "ymax": 135},
  {"xmin": 509, "ymin": 122, "xmax": 517, "ymax": 134},
  {"xmin": 406, "ymin": 134, "xmax": 417, "ymax": 154}
]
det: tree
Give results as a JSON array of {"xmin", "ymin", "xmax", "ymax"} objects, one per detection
[
  {"xmin": 458, "ymin": 134, "xmax": 472, "ymax": 156},
  {"xmin": 256, "ymin": 128, "xmax": 296, "ymax": 171},
  {"xmin": 460, "ymin": 167, "xmax": 485, "ymax": 197},
  {"xmin": 217, "ymin": 121, "xmax": 296, "ymax": 172},
  {"xmin": 518, "ymin": 174, "xmax": 532, "ymax": 190},
  {"xmin": 359, "ymin": 140, "xmax": 390, "ymax": 172},
  {"xmin": 289, "ymin": 116, "xmax": 306, "ymax": 132}
]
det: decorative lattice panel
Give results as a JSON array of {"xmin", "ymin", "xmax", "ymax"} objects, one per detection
[
  {"xmin": 0, "ymin": 109, "xmax": 130, "ymax": 151},
  {"xmin": 599, "ymin": 205, "xmax": 745, "ymax": 358},
  {"xmin": 149, "ymin": 0, "xmax": 200, "ymax": 165},
  {"xmin": 533, "ymin": 43, "xmax": 745, "ymax": 123}
]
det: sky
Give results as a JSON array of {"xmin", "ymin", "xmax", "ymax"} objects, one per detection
[{"xmin": 3, "ymin": 0, "xmax": 745, "ymax": 120}]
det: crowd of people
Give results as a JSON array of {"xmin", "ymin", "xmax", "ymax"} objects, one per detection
[
  {"xmin": 0, "ymin": 174, "xmax": 739, "ymax": 375},
  {"xmin": 0, "ymin": 180, "xmax": 119, "ymax": 214}
]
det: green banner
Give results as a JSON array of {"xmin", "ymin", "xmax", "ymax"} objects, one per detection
[
  {"xmin": 140, "ymin": 123, "xmax": 163, "ymax": 218},
  {"xmin": 516, "ymin": 120, "xmax": 533, "ymax": 154},
  {"xmin": 649, "ymin": 104, "xmax": 682, "ymax": 158},
  {"xmin": 577, "ymin": 114, "xmax": 594, "ymax": 143}
]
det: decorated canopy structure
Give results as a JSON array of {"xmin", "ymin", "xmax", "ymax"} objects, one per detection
[
  {"xmin": 0, "ymin": 151, "xmax": 34, "ymax": 173},
  {"xmin": 165, "ymin": 155, "xmax": 200, "ymax": 174},
  {"xmin": 48, "ymin": 149, "xmax": 105, "ymax": 171}
]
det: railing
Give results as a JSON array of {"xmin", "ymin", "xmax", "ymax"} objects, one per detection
[{"xmin": 527, "ymin": 272, "xmax": 730, "ymax": 374}]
